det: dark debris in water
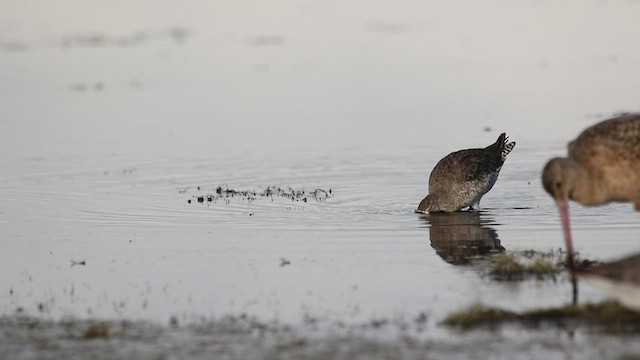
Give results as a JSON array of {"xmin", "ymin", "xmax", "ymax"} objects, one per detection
[
  {"xmin": 60, "ymin": 26, "xmax": 190, "ymax": 48},
  {"xmin": 70, "ymin": 259, "xmax": 86, "ymax": 267},
  {"xmin": 442, "ymin": 300, "xmax": 640, "ymax": 332},
  {"xmin": 279, "ymin": 257, "xmax": 291, "ymax": 267},
  {"xmin": 182, "ymin": 185, "xmax": 333, "ymax": 205},
  {"xmin": 1, "ymin": 41, "xmax": 28, "ymax": 52},
  {"xmin": 244, "ymin": 34, "xmax": 285, "ymax": 47}
]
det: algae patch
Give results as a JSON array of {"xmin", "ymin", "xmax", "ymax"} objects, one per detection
[
  {"xmin": 442, "ymin": 300, "xmax": 640, "ymax": 331},
  {"xmin": 441, "ymin": 303, "xmax": 516, "ymax": 329},
  {"xmin": 487, "ymin": 250, "xmax": 564, "ymax": 281},
  {"xmin": 83, "ymin": 321, "xmax": 110, "ymax": 339}
]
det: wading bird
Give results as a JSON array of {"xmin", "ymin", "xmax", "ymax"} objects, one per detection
[
  {"xmin": 542, "ymin": 114, "xmax": 640, "ymax": 269},
  {"xmin": 417, "ymin": 133, "xmax": 515, "ymax": 213}
]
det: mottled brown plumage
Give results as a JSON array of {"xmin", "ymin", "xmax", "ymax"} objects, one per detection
[
  {"xmin": 542, "ymin": 114, "xmax": 640, "ymax": 268},
  {"xmin": 417, "ymin": 133, "xmax": 515, "ymax": 213}
]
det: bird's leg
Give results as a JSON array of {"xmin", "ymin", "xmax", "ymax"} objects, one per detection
[
  {"xmin": 556, "ymin": 200, "xmax": 579, "ymax": 304},
  {"xmin": 571, "ymin": 273, "xmax": 578, "ymax": 305},
  {"xmin": 556, "ymin": 200, "xmax": 575, "ymax": 269}
]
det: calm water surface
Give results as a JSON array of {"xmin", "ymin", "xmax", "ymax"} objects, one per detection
[{"xmin": 1, "ymin": 0, "xmax": 640, "ymax": 358}]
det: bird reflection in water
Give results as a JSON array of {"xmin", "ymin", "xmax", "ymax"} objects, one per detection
[{"xmin": 422, "ymin": 211, "xmax": 504, "ymax": 265}]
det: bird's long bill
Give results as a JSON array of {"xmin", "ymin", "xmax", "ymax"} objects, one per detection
[{"xmin": 556, "ymin": 200, "xmax": 575, "ymax": 269}]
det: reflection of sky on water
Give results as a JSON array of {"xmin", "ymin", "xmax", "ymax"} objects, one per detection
[
  {"xmin": 3, "ymin": 0, "xmax": 640, "ymax": 161},
  {"xmin": 0, "ymin": 0, "xmax": 639, "ymax": 328}
]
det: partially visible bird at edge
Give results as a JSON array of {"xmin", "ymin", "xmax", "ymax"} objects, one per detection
[
  {"xmin": 542, "ymin": 113, "xmax": 640, "ymax": 304},
  {"xmin": 542, "ymin": 114, "xmax": 640, "ymax": 270}
]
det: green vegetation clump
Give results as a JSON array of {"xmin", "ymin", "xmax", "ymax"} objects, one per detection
[
  {"xmin": 442, "ymin": 300, "xmax": 640, "ymax": 331},
  {"xmin": 83, "ymin": 321, "xmax": 110, "ymax": 339},
  {"xmin": 489, "ymin": 254, "xmax": 526, "ymax": 280},
  {"xmin": 528, "ymin": 257, "xmax": 556, "ymax": 276},
  {"xmin": 488, "ymin": 251, "xmax": 561, "ymax": 281},
  {"xmin": 441, "ymin": 303, "xmax": 516, "ymax": 328}
]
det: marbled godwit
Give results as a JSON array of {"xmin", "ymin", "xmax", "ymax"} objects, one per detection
[
  {"xmin": 416, "ymin": 133, "xmax": 515, "ymax": 213},
  {"xmin": 574, "ymin": 253, "xmax": 640, "ymax": 312},
  {"xmin": 542, "ymin": 114, "xmax": 640, "ymax": 268}
]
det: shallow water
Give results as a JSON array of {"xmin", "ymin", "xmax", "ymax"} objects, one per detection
[{"xmin": 2, "ymin": 0, "xmax": 640, "ymax": 358}]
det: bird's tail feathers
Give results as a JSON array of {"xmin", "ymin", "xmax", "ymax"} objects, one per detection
[
  {"xmin": 502, "ymin": 140, "xmax": 516, "ymax": 160},
  {"xmin": 487, "ymin": 133, "xmax": 516, "ymax": 160}
]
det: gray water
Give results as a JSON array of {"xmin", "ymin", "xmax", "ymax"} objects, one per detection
[{"xmin": 1, "ymin": 0, "xmax": 640, "ymax": 358}]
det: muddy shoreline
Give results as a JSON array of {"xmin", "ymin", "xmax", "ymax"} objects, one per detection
[{"xmin": 3, "ymin": 306, "xmax": 640, "ymax": 360}]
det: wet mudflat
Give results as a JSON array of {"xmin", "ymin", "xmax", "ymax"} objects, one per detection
[
  {"xmin": 3, "ymin": 311, "xmax": 640, "ymax": 360},
  {"xmin": 2, "ymin": 0, "xmax": 640, "ymax": 358}
]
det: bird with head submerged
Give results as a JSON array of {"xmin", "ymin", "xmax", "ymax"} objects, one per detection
[
  {"xmin": 542, "ymin": 113, "xmax": 640, "ymax": 269},
  {"xmin": 417, "ymin": 133, "xmax": 515, "ymax": 213}
]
